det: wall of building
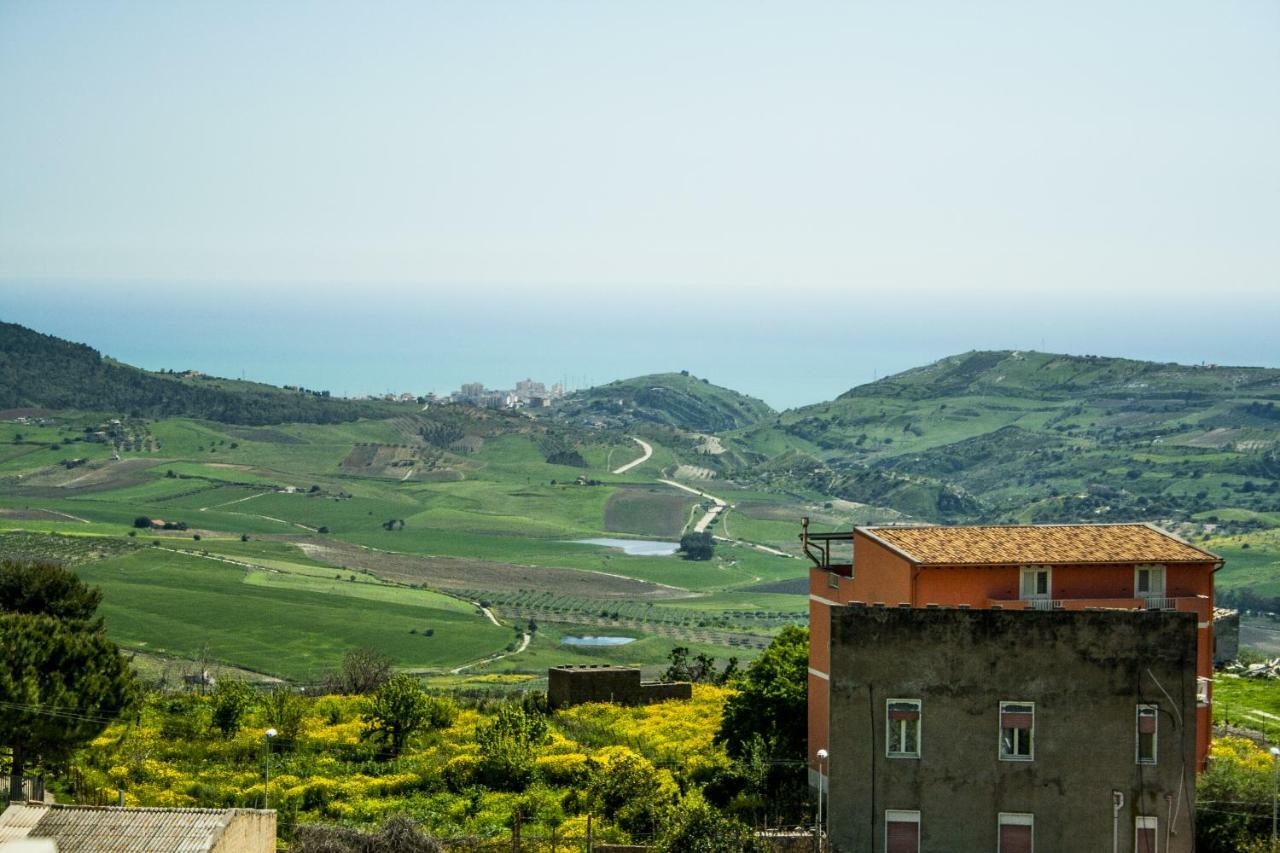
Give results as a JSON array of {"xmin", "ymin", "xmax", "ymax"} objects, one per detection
[
  {"xmin": 210, "ymin": 811, "xmax": 275, "ymax": 853},
  {"xmin": 547, "ymin": 667, "xmax": 690, "ymax": 709},
  {"xmin": 827, "ymin": 606, "xmax": 1198, "ymax": 853},
  {"xmin": 1214, "ymin": 610, "xmax": 1240, "ymax": 665}
]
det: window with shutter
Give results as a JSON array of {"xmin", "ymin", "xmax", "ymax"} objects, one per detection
[
  {"xmin": 1135, "ymin": 816, "xmax": 1158, "ymax": 853},
  {"xmin": 885, "ymin": 811, "xmax": 920, "ymax": 853},
  {"xmin": 998, "ymin": 813, "xmax": 1034, "ymax": 853},
  {"xmin": 999, "ymin": 702, "xmax": 1035, "ymax": 760},
  {"xmin": 1137, "ymin": 705, "xmax": 1158, "ymax": 765},
  {"xmin": 887, "ymin": 700, "xmax": 922, "ymax": 757}
]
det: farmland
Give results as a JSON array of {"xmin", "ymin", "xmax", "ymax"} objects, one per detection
[{"xmin": 4, "ymin": 325, "xmax": 1280, "ymax": 684}]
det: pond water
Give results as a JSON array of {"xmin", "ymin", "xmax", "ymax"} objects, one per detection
[
  {"xmin": 560, "ymin": 635, "xmax": 638, "ymax": 646},
  {"xmin": 571, "ymin": 537, "xmax": 678, "ymax": 556}
]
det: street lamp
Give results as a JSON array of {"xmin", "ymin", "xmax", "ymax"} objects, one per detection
[
  {"xmin": 1270, "ymin": 746, "xmax": 1279, "ymax": 844},
  {"xmin": 263, "ymin": 729, "xmax": 278, "ymax": 810},
  {"xmin": 816, "ymin": 748, "xmax": 829, "ymax": 853}
]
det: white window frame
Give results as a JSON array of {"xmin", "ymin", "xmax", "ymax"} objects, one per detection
[
  {"xmin": 1136, "ymin": 704, "xmax": 1158, "ymax": 766},
  {"xmin": 1020, "ymin": 566, "xmax": 1052, "ymax": 600},
  {"xmin": 1135, "ymin": 815, "xmax": 1158, "ymax": 853},
  {"xmin": 999, "ymin": 701, "xmax": 1035, "ymax": 761},
  {"xmin": 1197, "ymin": 677, "xmax": 1211, "ymax": 707},
  {"xmin": 886, "ymin": 699, "xmax": 922, "ymax": 759},
  {"xmin": 998, "ymin": 812, "xmax": 1034, "ymax": 853},
  {"xmin": 1135, "ymin": 564, "xmax": 1166, "ymax": 598},
  {"xmin": 884, "ymin": 810, "xmax": 920, "ymax": 853}
]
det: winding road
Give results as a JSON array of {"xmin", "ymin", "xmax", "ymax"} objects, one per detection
[
  {"xmin": 611, "ymin": 436, "xmax": 653, "ymax": 475},
  {"xmin": 660, "ymin": 478, "xmax": 727, "ymax": 533}
]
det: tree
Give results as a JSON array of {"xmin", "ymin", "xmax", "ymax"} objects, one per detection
[
  {"xmin": 363, "ymin": 675, "xmax": 454, "ymax": 758},
  {"xmin": 0, "ymin": 559, "xmax": 102, "ymax": 623},
  {"xmin": 133, "ymin": 516, "xmax": 152, "ymax": 529},
  {"xmin": 716, "ymin": 625, "xmax": 808, "ymax": 760},
  {"xmin": 584, "ymin": 752, "xmax": 674, "ymax": 838},
  {"xmin": 326, "ymin": 647, "xmax": 393, "ymax": 695},
  {"xmin": 664, "ymin": 647, "xmax": 736, "ymax": 684},
  {"xmin": 1, "ymin": 613, "xmax": 135, "ymax": 802},
  {"xmin": 261, "ymin": 688, "xmax": 308, "ymax": 749},
  {"xmin": 474, "ymin": 701, "xmax": 549, "ymax": 790},
  {"xmin": 657, "ymin": 795, "xmax": 764, "ymax": 853},
  {"xmin": 210, "ymin": 680, "xmax": 256, "ymax": 737},
  {"xmin": 678, "ymin": 531, "xmax": 714, "ymax": 561}
]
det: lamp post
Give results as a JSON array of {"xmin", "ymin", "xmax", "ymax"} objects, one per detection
[
  {"xmin": 262, "ymin": 729, "xmax": 278, "ymax": 810},
  {"xmin": 816, "ymin": 748, "xmax": 829, "ymax": 853},
  {"xmin": 1270, "ymin": 746, "xmax": 1280, "ymax": 845}
]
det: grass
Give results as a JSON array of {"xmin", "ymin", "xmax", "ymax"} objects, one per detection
[{"xmin": 74, "ymin": 548, "xmax": 509, "ymax": 680}]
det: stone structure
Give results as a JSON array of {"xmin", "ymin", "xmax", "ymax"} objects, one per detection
[
  {"xmin": 0, "ymin": 804, "xmax": 275, "ymax": 852},
  {"xmin": 547, "ymin": 665, "xmax": 691, "ymax": 709},
  {"xmin": 826, "ymin": 605, "xmax": 1198, "ymax": 853},
  {"xmin": 1213, "ymin": 607, "xmax": 1240, "ymax": 666}
]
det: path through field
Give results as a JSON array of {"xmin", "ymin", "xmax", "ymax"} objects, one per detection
[
  {"xmin": 449, "ymin": 630, "xmax": 531, "ymax": 673},
  {"xmin": 660, "ymin": 478, "xmax": 726, "ymax": 533},
  {"xmin": 611, "ymin": 436, "xmax": 653, "ymax": 475}
]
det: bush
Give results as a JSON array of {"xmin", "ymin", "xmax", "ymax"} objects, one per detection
[
  {"xmin": 211, "ymin": 681, "xmax": 256, "ymax": 737},
  {"xmin": 679, "ymin": 531, "xmax": 714, "ymax": 561}
]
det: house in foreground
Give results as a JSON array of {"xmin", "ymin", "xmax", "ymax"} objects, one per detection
[
  {"xmin": 0, "ymin": 804, "xmax": 275, "ymax": 852},
  {"xmin": 805, "ymin": 522, "xmax": 1220, "ymax": 788},
  {"xmin": 825, "ymin": 604, "xmax": 1197, "ymax": 852}
]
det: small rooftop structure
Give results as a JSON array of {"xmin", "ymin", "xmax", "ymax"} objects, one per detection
[
  {"xmin": 548, "ymin": 665, "xmax": 691, "ymax": 709},
  {"xmin": 0, "ymin": 804, "xmax": 275, "ymax": 853}
]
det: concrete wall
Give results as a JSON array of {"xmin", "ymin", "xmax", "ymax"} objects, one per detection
[
  {"xmin": 548, "ymin": 666, "xmax": 690, "ymax": 709},
  {"xmin": 211, "ymin": 811, "xmax": 275, "ymax": 853},
  {"xmin": 827, "ymin": 606, "xmax": 1198, "ymax": 853},
  {"xmin": 1214, "ymin": 609, "xmax": 1240, "ymax": 666}
]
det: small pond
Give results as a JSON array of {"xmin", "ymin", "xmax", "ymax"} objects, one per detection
[
  {"xmin": 571, "ymin": 537, "xmax": 678, "ymax": 556},
  {"xmin": 560, "ymin": 635, "xmax": 638, "ymax": 647}
]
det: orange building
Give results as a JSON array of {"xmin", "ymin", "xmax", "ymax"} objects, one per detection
[{"xmin": 805, "ymin": 522, "xmax": 1221, "ymax": 786}]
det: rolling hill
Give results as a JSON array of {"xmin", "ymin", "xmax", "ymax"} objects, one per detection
[
  {"xmin": 726, "ymin": 350, "xmax": 1280, "ymax": 526},
  {"xmin": 0, "ymin": 321, "xmax": 400, "ymax": 425},
  {"xmin": 549, "ymin": 372, "xmax": 775, "ymax": 432}
]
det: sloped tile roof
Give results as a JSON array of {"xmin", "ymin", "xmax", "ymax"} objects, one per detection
[
  {"xmin": 860, "ymin": 523, "xmax": 1218, "ymax": 566},
  {"xmin": 0, "ymin": 804, "xmax": 270, "ymax": 852}
]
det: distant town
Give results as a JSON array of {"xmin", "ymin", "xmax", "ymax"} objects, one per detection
[{"xmin": 341, "ymin": 378, "xmax": 568, "ymax": 409}]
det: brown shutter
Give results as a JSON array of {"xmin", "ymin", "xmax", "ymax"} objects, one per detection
[
  {"xmin": 1000, "ymin": 824, "xmax": 1032, "ymax": 853},
  {"xmin": 889, "ymin": 708, "xmax": 920, "ymax": 721},
  {"xmin": 1001, "ymin": 712, "xmax": 1033, "ymax": 729},
  {"xmin": 1137, "ymin": 827, "xmax": 1156, "ymax": 853},
  {"xmin": 887, "ymin": 820, "xmax": 919, "ymax": 853},
  {"xmin": 1138, "ymin": 713, "xmax": 1156, "ymax": 734}
]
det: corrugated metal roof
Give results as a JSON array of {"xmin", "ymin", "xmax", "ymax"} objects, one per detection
[
  {"xmin": 860, "ymin": 523, "xmax": 1218, "ymax": 566},
  {"xmin": 0, "ymin": 805, "xmax": 270, "ymax": 852}
]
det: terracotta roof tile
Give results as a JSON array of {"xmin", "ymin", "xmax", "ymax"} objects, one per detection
[{"xmin": 860, "ymin": 523, "xmax": 1217, "ymax": 566}]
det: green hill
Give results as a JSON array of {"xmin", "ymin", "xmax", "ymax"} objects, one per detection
[
  {"xmin": 0, "ymin": 321, "xmax": 400, "ymax": 425},
  {"xmin": 551, "ymin": 372, "xmax": 775, "ymax": 432},
  {"xmin": 727, "ymin": 350, "xmax": 1280, "ymax": 525}
]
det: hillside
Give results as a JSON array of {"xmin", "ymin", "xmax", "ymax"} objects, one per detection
[
  {"xmin": 0, "ymin": 321, "xmax": 399, "ymax": 425},
  {"xmin": 550, "ymin": 372, "xmax": 775, "ymax": 432},
  {"xmin": 727, "ymin": 350, "xmax": 1280, "ymax": 526}
]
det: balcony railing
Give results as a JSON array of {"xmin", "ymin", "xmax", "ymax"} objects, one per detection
[{"xmin": 988, "ymin": 595, "xmax": 1209, "ymax": 619}]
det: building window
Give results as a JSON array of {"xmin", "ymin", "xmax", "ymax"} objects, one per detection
[
  {"xmin": 1197, "ymin": 677, "xmax": 1210, "ymax": 707},
  {"xmin": 887, "ymin": 700, "xmax": 921, "ymax": 758},
  {"xmin": 998, "ymin": 813, "xmax": 1034, "ymax": 853},
  {"xmin": 1137, "ymin": 705, "xmax": 1158, "ymax": 765},
  {"xmin": 1135, "ymin": 816, "xmax": 1158, "ymax": 853},
  {"xmin": 828, "ymin": 571, "xmax": 840, "ymax": 589},
  {"xmin": 999, "ymin": 702, "xmax": 1034, "ymax": 760},
  {"xmin": 1135, "ymin": 564, "xmax": 1166, "ymax": 599},
  {"xmin": 885, "ymin": 810, "xmax": 920, "ymax": 853},
  {"xmin": 1020, "ymin": 566, "xmax": 1051, "ymax": 600}
]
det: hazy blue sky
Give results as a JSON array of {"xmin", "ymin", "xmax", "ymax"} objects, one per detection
[{"xmin": 1, "ymin": 1, "xmax": 1276, "ymax": 407}]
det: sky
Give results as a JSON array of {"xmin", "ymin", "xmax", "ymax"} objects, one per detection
[{"xmin": 1, "ymin": 1, "xmax": 1277, "ymax": 408}]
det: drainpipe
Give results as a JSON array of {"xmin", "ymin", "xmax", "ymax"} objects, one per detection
[{"xmin": 1112, "ymin": 791, "xmax": 1125, "ymax": 853}]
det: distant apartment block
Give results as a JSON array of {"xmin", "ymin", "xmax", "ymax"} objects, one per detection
[
  {"xmin": 805, "ymin": 523, "xmax": 1220, "ymax": 788},
  {"xmin": 547, "ymin": 665, "xmax": 691, "ymax": 709},
  {"xmin": 825, "ymin": 605, "xmax": 1198, "ymax": 852}
]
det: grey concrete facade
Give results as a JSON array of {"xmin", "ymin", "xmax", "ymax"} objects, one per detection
[
  {"xmin": 1213, "ymin": 608, "xmax": 1240, "ymax": 666},
  {"xmin": 547, "ymin": 665, "xmax": 691, "ymax": 709},
  {"xmin": 827, "ymin": 606, "xmax": 1198, "ymax": 853}
]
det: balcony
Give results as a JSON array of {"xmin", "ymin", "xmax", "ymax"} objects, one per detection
[
  {"xmin": 800, "ymin": 522, "xmax": 854, "ymax": 577},
  {"xmin": 987, "ymin": 594, "xmax": 1210, "ymax": 620}
]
